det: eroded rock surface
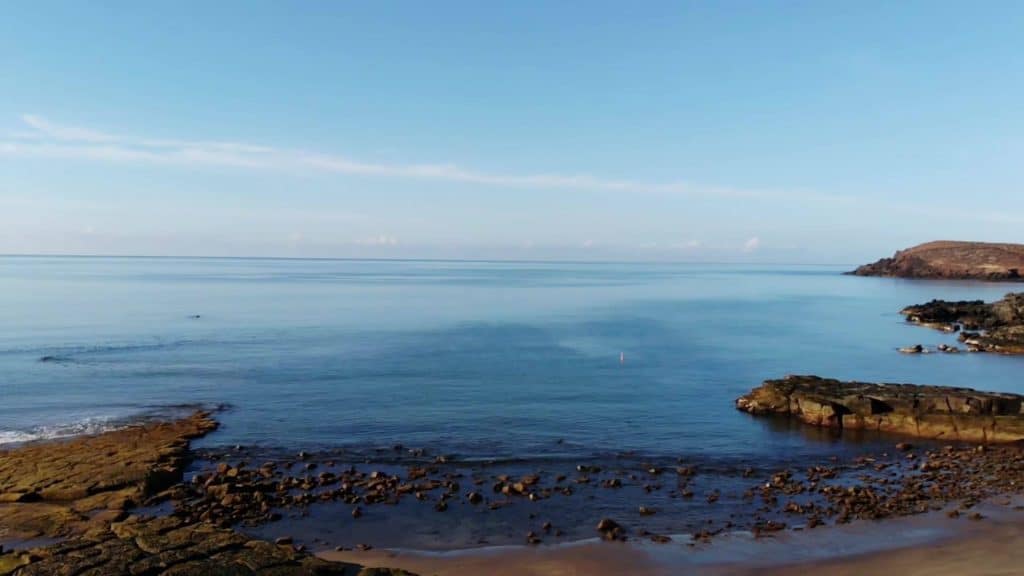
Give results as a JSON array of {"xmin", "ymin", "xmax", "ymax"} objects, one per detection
[
  {"xmin": 902, "ymin": 293, "xmax": 1024, "ymax": 354},
  {"xmin": 0, "ymin": 413, "xmax": 415, "ymax": 576},
  {"xmin": 850, "ymin": 241, "xmax": 1024, "ymax": 281},
  {"xmin": 1, "ymin": 515, "xmax": 377, "ymax": 576},
  {"xmin": 736, "ymin": 375, "xmax": 1024, "ymax": 442},
  {"xmin": 0, "ymin": 412, "xmax": 218, "ymax": 540}
]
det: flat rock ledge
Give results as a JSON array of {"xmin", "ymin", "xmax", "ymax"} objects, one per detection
[
  {"xmin": 736, "ymin": 375, "xmax": 1024, "ymax": 443},
  {"xmin": 901, "ymin": 292, "xmax": 1024, "ymax": 354},
  {"xmin": 0, "ymin": 412, "xmax": 414, "ymax": 576},
  {"xmin": 0, "ymin": 412, "xmax": 219, "ymax": 541}
]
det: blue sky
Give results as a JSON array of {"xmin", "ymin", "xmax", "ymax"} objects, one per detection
[{"xmin": 2, "ymin": 1, "xmax": 1022, "ymax": 262}]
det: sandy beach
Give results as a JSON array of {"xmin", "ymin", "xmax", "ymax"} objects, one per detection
[
  {"xmin": 322, "ymin": 500, "xmax": 1024, "ymax": 576},
  {"xmin": 763, "ymin": 522, "xmax": 1024, "ymax": 576}
]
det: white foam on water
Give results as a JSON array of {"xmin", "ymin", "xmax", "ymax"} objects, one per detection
[
  {"xmin": 0, "ymin": 430, "xmax": 39, "ymax": 444},
  {"xmin": 0, "ymin": 417, "xmax": 129, "ymax": 447}
]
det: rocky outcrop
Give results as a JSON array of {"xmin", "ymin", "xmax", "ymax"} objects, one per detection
[
  {"xmin": 850, "ymin": 241, "xmax": 1024, "ymax": 281},
  {"xmin": 736, "ymin": 375, "xmax": 1024, "ymax": 442},
  {"xmin": 0, "ymin": 412, "xmax": 218, "ymax": 540},
  {"xmin": 0, "ymin": 413, "xmax": 415, "ymax": 576},
  {"xmin": 902, "ymin": 293, "xmax": 1024, "ymax": 354}
]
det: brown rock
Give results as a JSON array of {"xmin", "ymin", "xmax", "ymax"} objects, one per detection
[
  {"xmin": 850, "ymin": 241, "xmax": 1024, "ymax": 281},
  {"xmin": 0, "ymin": 411, "xmax": 218, "ymax": 540},
  {"xmin": 1, "ymin": 414, "xmax": 417, "ymax": 575},
  {"xmin": 901, "ymin": 293, "xmax": 1024, "ymax": 354},
  {"xmin": 736, "ymin": 375, "xmax": 1024, "ymax": 442},
  {"xmin": 596, "ymin": 518, "xmax": 625, "ymax": 540}
]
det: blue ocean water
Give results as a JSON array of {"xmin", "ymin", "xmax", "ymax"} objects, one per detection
[{"xmin": 2, "ymin": 256, "xmax": 1022, "ymax": 463}]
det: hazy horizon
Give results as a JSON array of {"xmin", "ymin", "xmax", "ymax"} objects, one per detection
[
  {"xmin": 0, "ymin": 252, "xmax": 864, "ymax": 266},
  {"xmin": 3, "ymin": 2, "xmax": 1023, "ymax": 262}
]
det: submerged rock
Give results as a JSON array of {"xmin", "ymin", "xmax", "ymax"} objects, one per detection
[
  {"xmin": 736, "ymin": 375, "xmax": 1024, "ymax": 442},
  {"xmin": 898, "ymin": 344, "xmax": 925, "ymax": 354}
]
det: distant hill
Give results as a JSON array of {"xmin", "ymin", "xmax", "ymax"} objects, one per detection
[{"xmin": 850, "ymin": 241, "xmax": 1024, "ymax": 281}]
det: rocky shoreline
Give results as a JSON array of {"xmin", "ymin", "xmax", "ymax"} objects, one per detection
[
  {"xmin": 901, "ymin": 292, "xmax": 1024, "ymax": 354},
  {"xmin": 736, "ymin": 375, "xmax": 1024, "ymax": 442},
  {"xmin": 0, "ymin": 413, "xmax": 413, "ymax": 575},
  {"xmin": 5, "ymin": 395, "xmax": 1024, "ymax": 574},
  {"xmin": 850, "ymin": 240, "xmax": 1024, "ymax": 281}
]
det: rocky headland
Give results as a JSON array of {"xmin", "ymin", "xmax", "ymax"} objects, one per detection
[
  {"xmin": 736, "ymin": 375, "xmax": 1024, "ymax": 442},
  {"xmin": 0, "ymin": 412, "xmax": 413, "ymax": 576},
  {"xmin": 850, "ymin": 241, "xmax": 1024, "ymax": 281},
  {"xmin": 901, "ymin": 292, "xmax": 1024, "ymax": 354}
]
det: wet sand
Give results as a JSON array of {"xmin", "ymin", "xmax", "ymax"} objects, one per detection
[
  {"xmin": 321, "ymin": 499, "xmax": 1024, "ymax": 576},
  {"xmin": 762, "ymin": 521, "xmax": 1024, "ymax": 576}
]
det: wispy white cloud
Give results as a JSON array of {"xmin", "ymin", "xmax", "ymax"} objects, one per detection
[
  {"xmin": 355, "ymin": 234, "xmax": 399, "ymax": 246},
  {"xmin": 2, "ymin": 115, "xmax": 843, "ymax": 202},
  {"xmin": 743, "ymin": 236, "xmax": 761, "ymax": 253},
  {"xmin": 882, "ymin": 201, "xmax": 1024, "ymax": 227},
  {"xmin": 20, "ymin": 114, "xmax": 117, "ymax": 143}
]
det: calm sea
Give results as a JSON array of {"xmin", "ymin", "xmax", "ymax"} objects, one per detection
[{"xmin": 2, "ymin": 256, "xmax": 1021, "ymax": 462}]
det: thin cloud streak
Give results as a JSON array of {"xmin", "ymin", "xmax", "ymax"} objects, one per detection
[
  {"xmin": 3, "ymin": 115, "xmax": 843, "ymax": 202},
  {"xmin": 21, "ymin": 114, "xmax": 117, "ymax": 143}
]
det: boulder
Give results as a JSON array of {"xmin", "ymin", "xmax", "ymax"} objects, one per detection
[{"xmin": 595, "ymin": 518, "xmax": 625, "ymax": 540}]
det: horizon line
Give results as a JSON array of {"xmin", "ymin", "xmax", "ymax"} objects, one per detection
[{"xmin": 0, "ymin": 252, "xmax": 857, "ymax": 268}]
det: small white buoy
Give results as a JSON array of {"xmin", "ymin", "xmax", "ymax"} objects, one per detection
[{"xmin": 619, "ymin": 352, "xmax": 625, "ymax": 364}]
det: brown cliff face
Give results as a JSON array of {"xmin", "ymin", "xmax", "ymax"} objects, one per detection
[
  {"xmin": 736, "ymin": 375, "xmax": 1024, "ymax": 442},
  {"xmin": 850, "ymin": 241, "xmax": 1024, "ymax": 281}
]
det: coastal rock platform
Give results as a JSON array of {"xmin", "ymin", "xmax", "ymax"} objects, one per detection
[
  {"xmin": 736, "ymin": 375, "xmax": 1024, "ymax": 442},
  {"xmin": 0, "ymin": 411, "xmax": 219, "ymax": 541},
  {"xmin": 901, "ymin": 292, "xmax": 1024, "ymax": 354},
  {"xmin": 0, "ymin": 412, "xmax": 413, "ymax": 576}
]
